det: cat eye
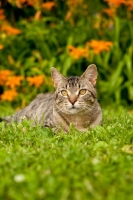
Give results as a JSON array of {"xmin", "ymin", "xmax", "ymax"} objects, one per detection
[
  {"xmin": 79, "ymin": 89, "xmax": 87, "ymax": 95},
  {"xmin": 61, "ymin": 90, "xmax": 68, "ymax": 96}
]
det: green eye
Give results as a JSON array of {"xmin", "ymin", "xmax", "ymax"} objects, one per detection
[
  {"xmin": 61, "ymin": 90, "xmax": 68, "ymax": 96},
  {"xmin": 79, "ymin": 89, "xmax": 87, "ymax": 95}
]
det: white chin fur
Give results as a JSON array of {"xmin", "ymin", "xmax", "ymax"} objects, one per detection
[
  {"xmin": 64, "ymin": 103, "xmax": 84, "ymax": 114},
  {"xmin": 67, "ymin": 108, "xmax": 79, "ymax": 114}
]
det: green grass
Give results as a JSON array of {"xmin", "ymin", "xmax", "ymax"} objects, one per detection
[{"xmin": 0, "ymin": 105, "xmax": 133, "ymax": 200}]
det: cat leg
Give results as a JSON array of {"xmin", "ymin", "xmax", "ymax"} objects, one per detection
[{"xmin": 90, "ymin": 112, "xmax": 102, "ymax": 128}]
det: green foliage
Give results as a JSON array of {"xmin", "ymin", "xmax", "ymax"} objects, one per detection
[
  {"xmin": 97, "ymin": 17, "xmax": 133, "ymax": 103},
  {"xmin": 0, "ymin": 0, "xmax": 133, "ymax": 105},
  {"xmin": 0, "ymin": 107, "xmax": 133, "ymax": 199}
]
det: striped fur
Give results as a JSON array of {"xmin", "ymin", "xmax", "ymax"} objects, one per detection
[{"xmin": 2, "ymin": 64, "xmax": 102, "ymax": 132}]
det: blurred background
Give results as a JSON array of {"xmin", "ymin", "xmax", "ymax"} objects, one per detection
[{"xmin": 0, "ymin": 0, "xmax": 133, "ymax": 109}]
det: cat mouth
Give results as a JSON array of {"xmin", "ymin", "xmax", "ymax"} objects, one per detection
[
  {"xmin": 68, "ymin": 106, "xmax": 76, "ymax": 111},
  {"xmin": 71, "ymin": 105, "xmax": 76, "ymax": 109},
  {"xmin": 68, "ymin": 107, "xmax": 78, "ymax": 114}
]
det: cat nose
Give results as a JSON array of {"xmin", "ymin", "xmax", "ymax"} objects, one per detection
[{"xmin": 69, "ymin": 98, "xmax": 77, "ymax": 105}]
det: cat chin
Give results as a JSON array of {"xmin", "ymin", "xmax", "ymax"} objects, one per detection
[
  {"xmin": 65, "ymin": 108, "xmax": 83, "ymax": 115},
  {"xmin": 67, "ymin": 109, "xmax": 79, "ymax": 114}
]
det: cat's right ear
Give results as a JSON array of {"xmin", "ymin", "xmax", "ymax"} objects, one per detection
[
  {"xmin": 80, "ymin": 64, "xmax": 98, "ymax": 86},
  {"xmin": 51, "ymin": 67, "xmax": 66, "ymax": 88}
]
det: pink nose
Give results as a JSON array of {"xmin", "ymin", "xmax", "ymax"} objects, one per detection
[{"xmin": 69, "ymin": 98, "xmax": 77, "ymax": 105}]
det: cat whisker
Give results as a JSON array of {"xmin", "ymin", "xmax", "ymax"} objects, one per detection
[
  {"xmin": 82, "ymin": 105, "xmax": 91, "ymax": 112},
  {"xmin": 56, "ymin": 106, "xmax": 65, "ymax": 114},
  {"xmin": 1, "ymin": 64, "xmax": 102, "ymax": 132}
]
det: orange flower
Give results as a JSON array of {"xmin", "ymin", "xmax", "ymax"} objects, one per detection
[
  {"xmin": 0, "ymin": 45, "xmax": 4, "ymax": 50},
  {"xmin": 25, "ymin": 0, "xmax": 38, "ymax": 6},
  {"xmin": 67, "ymin": 45, "xmax": 89, "ymax": 59},
  {"xmin": 27, "ymin": 75, "xmax": 45, "ymax": 88},
  {"xmin": 41, "ymin": 2, "xmax": 56, "ymax": 11},
  {"xmin": 67, "ymin": 0, "xmax": 84, "ymax": 6},
  {"xmin": 124, "ymin": 0, "xmax": 133, "ymax": 10},
  {"xmin": 0, "ymin": 70, "xmax": 13, "ymax": 86},
  {"xmin": 0, "ymin": 9, "xmax": 6, "ymax": 20},
  {"xmin": 102, "ymin": 8, "xmax": 116, "ymax": 17},
  {"xmin": 18, "ymin": 0, "xmax": 27, "ymax": 3},
  {"xmin": 14, "ymin": 0, "xmax": 38, "ymax": 8},
  {"xmin": 1, "ymin": 25, "xmax": 21, "ymax": 35},
  {"xmin": 104, "ymin": 0, "xmax": 127, "ymax": 8},
  {"xmin": 15, "ymin": 0, "xmax": 27, "ymax": 8},
  {"xmin": 87, "ymin": 40, "xmax": 113, "ymax": 54},
  {"xmin": 5, "ymin": 76, "xmax": 24, "ymax": 88},
  {"xmin": 34, "ymin": 10, "xmax": 42, "ymax": 21},
  {"xmin": 1, "ymin": 89, "xmax": 18, "ymax": 101}
]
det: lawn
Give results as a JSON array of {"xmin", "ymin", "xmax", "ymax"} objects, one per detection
[{"xmin": 0, "ymin": 105, "xmax": 133, "ymax": 200}]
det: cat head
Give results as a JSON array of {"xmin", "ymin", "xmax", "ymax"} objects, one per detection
[{"xmin": 51, "ymin": 64, "xmax": 98, "ymax": 114}]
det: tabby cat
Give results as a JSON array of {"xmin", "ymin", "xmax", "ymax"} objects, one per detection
[{"xmin": 1, "ymin": 64, "xmax": 102, "ymax": 132}]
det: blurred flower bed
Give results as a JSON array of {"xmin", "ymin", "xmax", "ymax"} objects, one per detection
[{"xmin": 0, "ymin": 0, "xmax": 133, "ymax": 107}]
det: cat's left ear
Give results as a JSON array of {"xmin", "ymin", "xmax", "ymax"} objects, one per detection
[
  {"xmin": 81, "ymin": 64, "xmax": 98, "ymax": 86},
  {"xmin": 51, "ymin": 67, "xmax": 66, "ymax": 88}
]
